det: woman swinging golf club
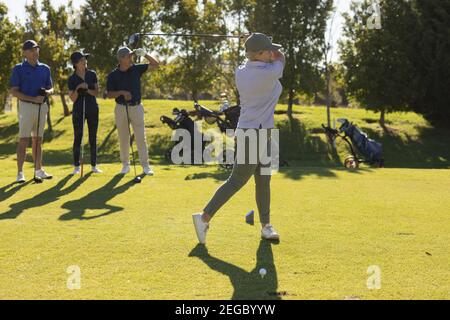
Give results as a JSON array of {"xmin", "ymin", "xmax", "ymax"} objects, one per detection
[
  {"xmin": 10, "ymin": 40, "xmax": 54, "ymax": 184},
  {"xmin": 106, "ymin": 46, "xmax": 159, "ymax": 177},
  {"xmin": 68, "ymin": 51, "xmax": 102, "ymax": 176},
  {"xmin": 193, "ymin": 33, "xmax": 286, "ymax": 244}
]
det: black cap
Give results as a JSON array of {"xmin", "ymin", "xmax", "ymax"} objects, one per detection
[
  {"xmin": 22, "ymin": 40, "xmax": 40, "ymax": 51},
  {"xmin": 70, "ymin": 51, "xmax": 90, "ymax": 65}
]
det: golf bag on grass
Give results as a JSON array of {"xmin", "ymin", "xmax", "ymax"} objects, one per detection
[
  {"xmin": 323, "ymin": 119, "xmax": 384, "ymax": 169},
  {"xmin": 193, "ymin": 101, "xmax": 289, "ymax": 169},
  {"xmin": 193, "ymin": 102, "xmax": 240, "ymax": 169},
  {"xmin": 160, "ymin": 108, "xmax": 206, "ymax": 165}
]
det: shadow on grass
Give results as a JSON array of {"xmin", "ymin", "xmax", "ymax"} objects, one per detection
[
  {"xmin": 189, "ymin": 240, "xmax": 281, "ymax": 300},
  {"xmin": 59, "ymin": 174, "xmax": 140, "ymax": 221},
  {"xmin": 185, "ymin": 167, "xmax": 230, "ymax": 181},
  {"xmin": 0, "ymin": 127, "xmax": 67, "ymax": 161},
  {"xmin": 276, "ymin": 115, "xmax": 343, "ymax": 180},
  {"xmin": 2, "ymin": 112, "xmax": 449, "ymax": 169},
  {"xmin": 0, "ymin": 174, "xmax": 90, "ymax": 220},
  {"xmin": 362, "ymin": 126, "xmax": 450, "ymax": 169},
  {"xmin": 0, "ymin": 180, "xmax": 33, "ymax": 203}
]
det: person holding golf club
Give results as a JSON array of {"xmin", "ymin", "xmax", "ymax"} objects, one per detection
[
  {"xmin": 193, "ymin": 33, "xmax": 285, "ymax": 244},
  {"xmin": 106, "ymin": 46, "xmax": 159, "ymax": 177},
  {"xmin": 9, "ymin": 40, "xmax": 54, "ymax": 184},
  {"xmin": 68, "ymin": 51, "xmax": 102, "ymax": 176}
]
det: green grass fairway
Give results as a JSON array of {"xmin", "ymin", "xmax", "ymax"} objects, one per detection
[{"xmin": 1, "ymin": 100, "xmax": 449, "ymax": 299}]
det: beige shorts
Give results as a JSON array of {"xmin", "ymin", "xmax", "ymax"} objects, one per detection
[{"xmin": 18, "ymin": 100, "xmax": 48, "ymax": 138}]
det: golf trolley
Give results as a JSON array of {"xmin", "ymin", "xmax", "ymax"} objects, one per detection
[
  {"xmin": 322, "ymin": 119, "xmax": 385, "ymax": 169},
  {"xmin": 193, "ymin": 101, "xmax": 241, "ymax": 170},
  {"xmin": 160, "ymin": 107, "xmax": 206, "ymax": 165},
  {"xmin": 193, "ymin": 101, "xmax": 241, "ymax": 134},
  {"xmin": 160, "ymin": 102, "xmax": 240, "ymax": 168}
]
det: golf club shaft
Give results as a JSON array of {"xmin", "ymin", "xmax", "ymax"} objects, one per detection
[
  {"xmin": 33, "ymin": 103, "xmax": 42, "ymax": 181},
  {"xmin": 139, "ymin": 32, "xmax": 243, "ymax": 39},
  {"xmin": 125, "ymin": 103, "xmax": 138, "ymax": 177},
  {"xmin": 80, "ymin": 96, "xmax": 86, "ymax": 177}
]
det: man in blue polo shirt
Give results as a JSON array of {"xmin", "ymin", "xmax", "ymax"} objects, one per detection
[
  {"xmin": 10, "ymin": 40, "xmax": 54, "ymax": 183},
  {"xmin": 106, "ymin": 46, "xmax": 159, "ymax": 176}
]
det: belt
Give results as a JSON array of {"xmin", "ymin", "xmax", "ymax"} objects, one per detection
[
  {"xmin": 20, "ymin": 99, "xmax": 44, "ymax": 106},
  {"xmin": 119, "ymin": 102, "xmax": 141, "ymax": 107}
]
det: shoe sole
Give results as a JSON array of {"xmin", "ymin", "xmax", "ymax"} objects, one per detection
[{"xmin": 261, "ymin": 235, "xmax": 280, "ymax": 241}]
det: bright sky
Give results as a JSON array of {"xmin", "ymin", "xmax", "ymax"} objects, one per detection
[
  {"xmin": 4, "ymin": 0, "xmax": 84, "ymax": 22},
  {"xmin": 4, "ymin": 0, "xmax": 352, "ymax": 61}
]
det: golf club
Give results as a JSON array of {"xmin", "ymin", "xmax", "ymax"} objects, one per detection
[
  {"xmin": 33, "ymin": 101, "xmax": 43, "ymax": 184},
  {"xmin": 80, "ymin": 89, "xmax": 87, "ymax": 178},
  {"xmin": 125, "ymin": 102, "xmax": 141, "ymax": 184},
  {"xmin": 127, "ymin": 32, "xmax": 249, "ymax": 103},
  {"xmin": 128, "ymin": 32, "xmax": 251, "ymax": 51},
  {"xmin": 33, "ymin": 88, "xmax": 50, "ymax": 184}
]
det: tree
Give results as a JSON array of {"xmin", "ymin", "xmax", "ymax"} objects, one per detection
[
  {"xmin": 23, "ymin": 0, "xmax": 77, "ymax": 124},
  {"xmin": 0, "ymin": 2, "xmax": 23, "ymax": 111},
  {"xmin": 340, "ymin": 0, "xmax": 417, "ymax": 126},
  {"xmin": 41, "ymin": 0, "xmax": 77, "ymax": 116},
  {"xmin": 409, "ymin": 0, "xmax": 450, "ymax": 126},
  {"xmin": 219, "ymin": 0, "xmax": 252, "ymax": 104},
  {"xmin": 246, "ymin": 0, "xmax": 333, "ymax": 116},
  {"xmin": 160, "ymin": 0, "xmax": 227, "ymax": 100},
  {"xmin": 71, "ymin": 0, "xmax": 158, "ymax": 87}
]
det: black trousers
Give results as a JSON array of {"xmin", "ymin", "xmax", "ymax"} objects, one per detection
[{"xmin": 72, "ymin": 106, "xmax": 99, "ymax": 167}]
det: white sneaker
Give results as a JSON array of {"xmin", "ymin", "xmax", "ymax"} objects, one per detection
[
  {"xmin": 193, "ymin": 213, "xmax": 209, "ymax": 244},
  {"xmin": 16, "ymin": 172, "xmax": 26, "ymax": 183},
  {"xmin": 72, "ymin": 166, "xmax": 81, "ymax": 175},
  {"xmin": 91, "ymin": 166, "xmax": 103, "ymax": 174},
  {"xmin": 120, "ymin": 165, "xmax": 130, "ymax": 175},
  {"xmin": 261, "ymin": 224, "xmax": 280, "ymax": 241},
  {"xmin": 143, "ymin": 166, "xmax": 154, "ymax": 176},
  {"xmin": 35, "ymin": 169, "xmax": 53, "ymax": 180}
]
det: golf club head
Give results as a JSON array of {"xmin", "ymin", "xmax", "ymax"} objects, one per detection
[
  {"xmin": 133, "ymin": 176, "xmax": 142, "ymax": 184},
  {"xmin": 245, "ymin": 210, "xmax": 255, "ymax": 225},
  {"xmin": 34, "ymin": 177, "xmax": 43, "ymax": 184},
  {"xmin": 128, "ymin": 33, "xmax": 141, "ymax": 48}
]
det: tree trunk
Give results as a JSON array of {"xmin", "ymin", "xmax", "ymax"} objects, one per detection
[
  {"xmin": 60, "ymin": 93, "xmax": 70, "ymax": 116},
  {"xmin": 326, "ymin": 65, "xmax": 332, "ymax": 128},
  {"xmin": 287, "ymin": 88, "xmax": 295, "ymax": 117},
  {"xmin": 379, "ymin": 109, "xmax": 386, "ymax": 127}
]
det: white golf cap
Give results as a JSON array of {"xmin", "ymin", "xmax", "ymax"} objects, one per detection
[{"xmin": 117, "ymin": 47, "xmax": 133, "ymax": 59}]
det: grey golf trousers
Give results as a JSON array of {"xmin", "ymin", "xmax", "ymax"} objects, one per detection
[{"xmin": 203, "ymin": 129, "xmax": 272, "ymax": 225}]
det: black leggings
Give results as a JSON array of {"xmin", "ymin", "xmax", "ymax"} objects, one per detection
[{"xmin": 72, "ymin": 107, "xmax": 99, "ymax": 167}]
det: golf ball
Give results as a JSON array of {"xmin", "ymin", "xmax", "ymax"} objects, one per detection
[{"xmin": 259, "ymin": 268, "xmax": 267, "ymax": 278}]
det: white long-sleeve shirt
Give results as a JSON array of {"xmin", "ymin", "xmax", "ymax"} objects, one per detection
[{"xmin": 235, "ymin": 60, "xmax": 284, "ymax": 129}]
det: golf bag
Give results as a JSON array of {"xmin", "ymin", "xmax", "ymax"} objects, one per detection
[
  {"xmin": 160, "ymin": 108, "xmax": 206, "ymax": 165},
  {"xmin": 323, "ymin": 119, "xmax": 384, "ymax": 168},
  {"xmin": 192, "ymin": 102, "xmax": 239, "ymax": 169},
  {"xmin": 193, "ymin": 102, "xmax": 240, "ymax": 132},
  {"xmin": 193, "ymin": 102, "xmax": 289, "ymax": 169}
]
